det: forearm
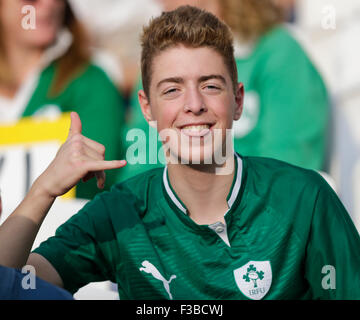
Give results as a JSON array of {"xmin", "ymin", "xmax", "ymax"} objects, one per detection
[
  {"xmin": 0, "ymin": 111, "xmax": 126, "ymax": 269},
  {"xmin": 0, "ymin": 179, "xmax": 56, "ymax": 269}
]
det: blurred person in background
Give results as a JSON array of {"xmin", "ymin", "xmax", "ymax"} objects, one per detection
[
  {"xmin": 294, "ymin": 0, "xmax": 360, "ymax": 231},
  {"xmin": 0, "ymin": 0, "xmax": 126, "ymax": 200},
  {"xmin": 68, "ymin": 0, "xmax": 161, "ymax": 99},
  {"xmin": 218, "ymin": 0, "xmax": 330, "ymax": 171},
  {"xmin": 273, "ymin": 0, "xmax": 297, "ymax": 22}
]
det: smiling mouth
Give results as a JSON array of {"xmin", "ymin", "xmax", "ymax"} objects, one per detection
[{"xmin": 180, "ymin": 124, "xmax": 213, "ymax": 137}]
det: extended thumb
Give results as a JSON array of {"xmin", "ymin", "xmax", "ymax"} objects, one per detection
[{"xmin": 68, "ymin": 112, "xmax": 82, "ymax": 137}]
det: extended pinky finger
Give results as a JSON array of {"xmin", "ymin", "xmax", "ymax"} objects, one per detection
[{"xmin": 87, "ymin": 160, "xmax": 127, "ymax": 172}]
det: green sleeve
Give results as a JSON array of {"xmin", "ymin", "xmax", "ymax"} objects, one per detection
[
  {"xmin": 256, "ymin": 34, "xmax": 330, "ymax": 170},
  {"xmin": 67, "ymin": 65, "xmax": 126, "ymax": 198},
  {"xmin": 304, "ymin": 177, "xmax": 360, "ymax": 299},
  {"xmin": 32, "ymin": 195, "xmax": 114, "ymax": 294}
]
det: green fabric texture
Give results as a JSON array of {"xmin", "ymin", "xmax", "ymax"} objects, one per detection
[
  {"xmin": 234, "ymin": 26, "xmax": 329, "ymax": 170},
  {"xmin": 34, "ymin": 155, "xmax": 360, "ymax": 299}
]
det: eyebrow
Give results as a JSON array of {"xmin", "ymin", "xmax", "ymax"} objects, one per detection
[
  {"xmin": 156, "ymin": 77, "xmax": 184, "ymax": 89},
  {"xmin": 156, "ymin": 74, "xmax": 227, "ymax": 89},
  {"xmin": 198, "ymin": 74, "xmax": 226, "ymax": 84}
]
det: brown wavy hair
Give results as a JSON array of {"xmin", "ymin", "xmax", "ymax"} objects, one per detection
[
  {"xmin": 0, "ymin": 1, "xmax": 90, "ymax": 97},
  {"xmin": 140, "ymin": 5, "xmax": 238, "ymax": 98},
  {"xmin": 219, "ymin": 0, "xmax": 285, "ymax": 42}
]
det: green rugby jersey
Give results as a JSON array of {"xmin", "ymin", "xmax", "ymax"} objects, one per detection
[{"xmin": 33, "ymin": 154, "xmax": 360, "ymax": 300}]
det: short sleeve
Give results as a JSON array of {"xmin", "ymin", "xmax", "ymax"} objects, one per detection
[
  {"xmin": 32, "ymin": 195, "xmax": 114, "ymax": 294},
  {"xmin": 304, "ymin": 176, "xmax": 360, "ymax": 299}
]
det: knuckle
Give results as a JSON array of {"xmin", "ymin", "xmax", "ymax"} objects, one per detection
[
  {"xmin": 71, "ymin": 140, "xmax": 84, "ymax": 152},
  {"xmin": 70, "ymin": 133, "xmax": 83, "ymax": 144},
  {"xmin": 99, "ymin": 144, "xmax": 106, "ymax": 155},
  {"xmin": 69, "ymin": 153, "xmax": 82, "ymax": 166}
]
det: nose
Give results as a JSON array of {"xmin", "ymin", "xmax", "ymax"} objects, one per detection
[{"xmin": 183, "ymin": 86, "xmax": 207, "ymax": 115}]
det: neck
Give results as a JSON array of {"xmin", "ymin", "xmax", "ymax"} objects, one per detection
[
  {"xmin": 167, "ymin": 155, "xmax": 236, "ymax": 225},
  {"xmin": 3, "ymin": 37, "xmax": 43, "ymax": 92}
]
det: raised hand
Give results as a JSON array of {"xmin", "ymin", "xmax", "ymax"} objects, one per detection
[{"xmin": 35, "ymin": 112, "xmax": 126, "ymax": 199}]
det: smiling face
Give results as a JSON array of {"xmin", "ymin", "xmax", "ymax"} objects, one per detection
[{"xmin": 139, "ymin": 45, "xmax": 243, "ymax": 166}]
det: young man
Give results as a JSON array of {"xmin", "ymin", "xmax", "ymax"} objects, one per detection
[{"xmin": 0, "ymin": 6, "xmax": 359, "ymax": 300}]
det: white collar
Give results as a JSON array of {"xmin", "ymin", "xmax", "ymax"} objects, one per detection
[{"xmin": 163, "ymin": 153, "xmax": 243, "ymax": 215}]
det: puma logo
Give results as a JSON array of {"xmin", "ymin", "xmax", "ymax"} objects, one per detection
[{"xmin": 139, "ymin": 260, "xmax": 177, "ymax": 300}]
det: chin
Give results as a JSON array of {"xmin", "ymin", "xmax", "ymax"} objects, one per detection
[
  {"xmin": 166, "ymin": 143, "xmax": 228, "ymax": 167},
  {"xmin": 26, "ymin": 31, "xmax": 58, "ymax": 48}
]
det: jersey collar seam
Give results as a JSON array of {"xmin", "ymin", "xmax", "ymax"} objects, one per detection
[{"xmin": 162, "ymin": 153, "xmax": 243, "ymax": 216}]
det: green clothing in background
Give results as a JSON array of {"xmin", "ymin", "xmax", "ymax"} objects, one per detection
[
  {"xmin": 22, "ymin": 62, "xmax": 125, "ymax": 199},
  {"xmin": 234, "ymin": 26, "xmax": 329, "ymax": 171},
  {"xmin": 120, "ymin": 78, "xmax": 164, "ymax": 182},
  {"xmin": 34, "ymin": 154, "xmax": 360, "ymax": 299}
]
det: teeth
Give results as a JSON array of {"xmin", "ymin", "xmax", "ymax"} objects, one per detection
[{"xmin": 182, "ymin": 125, "xmax": 210, "ymax": 131}]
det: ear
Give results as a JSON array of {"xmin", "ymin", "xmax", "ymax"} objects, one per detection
[
  {"xmin": 233, "ymin": 82, "xmax": 244, "ymax": 121},
  {"xmin": 138, "ymin": 90, "xmax": 154, "ymax": 125}
]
